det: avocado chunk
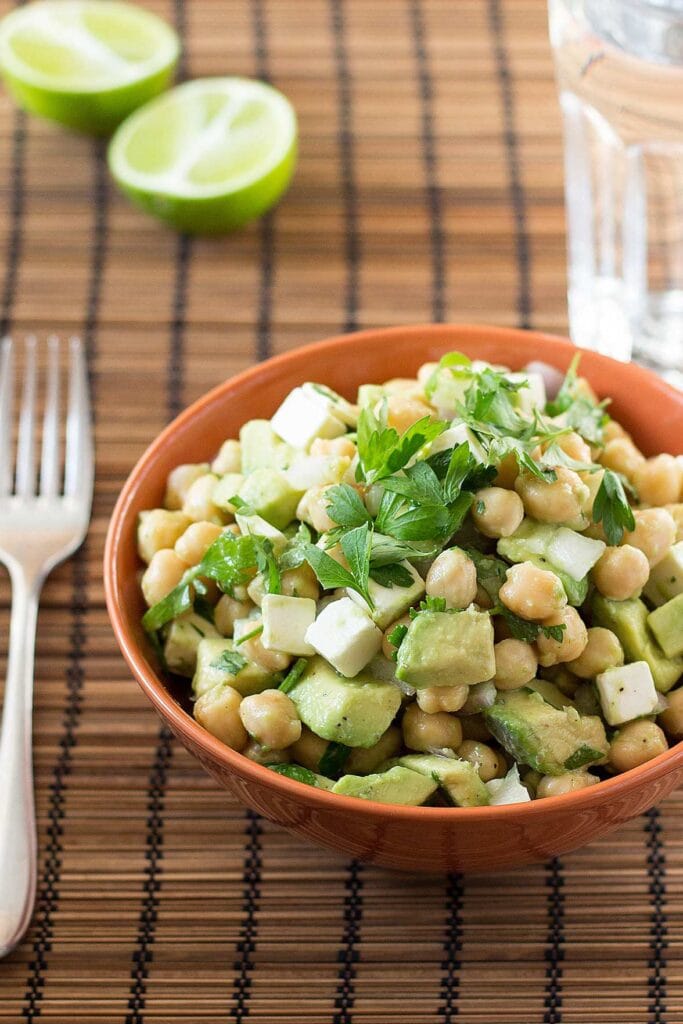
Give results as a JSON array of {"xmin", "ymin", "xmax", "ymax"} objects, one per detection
[
  {"xmin": 347, "ymin": 560, "xmax": 425, "ymax": 629},
  {"xmin": 484, "ymin": 689, "xmax": 608, "ymax": 776},
  {"xmin": 592, "ymin": 595, "xmax": 683, "ymax": 693},
  {"xmin": 192, "ymin": 638, "xmax": 280, "ymax": 698},
  {"xmin": 648, "ymin": 594, "xmax": 683, "ymax": 659},
  {"xmin": 236, "ymin": 468, "xmax": 303, "ymax": 530},
  {"xmin": 396, "ymin": 754, "xmax": 490, "ymax": 806},
  {"xmin": 271, "ymin": 764, "xmax": 335, "ymax": 790},
  {"xmin": 526, "ymin": 678, "xmax": 576, "ymax": 710},
  {"xmin": 396, "ymin": 607, "xmax": 495, "ymax": 688},
  {"xmin": 497, "ymin": 520, "xmax": 590, "ymax": 606},
  {"xmin": 240, "ymin": 419, "xmax": 295, "ymax": 474},
  {"xmin": 164, "ymin": 612, "xmax": 221, "ymax": 677},
  {"xmin": 332, "ymin": 765, "xmax": 437, "ymax": 805},
  {"xmin": 288, "ymin": 655, "xmax": 402, "ymax": 747},
  {"xmin": 644, "ymin": 541, "xmax": 683, "ymax": 606}
]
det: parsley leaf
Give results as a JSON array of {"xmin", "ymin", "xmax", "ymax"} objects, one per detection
[
  {"xmin": 369, "ymin": 533, "xmax": 437, "ymax": 567},
  {"xmin": 545, "ymin": 353, "xmax": 581, "ymax": 416},
  {"xmin": 355, "ymin": 402, "xmax": 447, "ymax": 483},
  {"xmin": 409, "ymin": 595, "xmax": 448, "ymax": 617},
  {"xmin": 494, "ymin": 605, "xmax": 566, "ymax": 644},
  {"xmin": 271, "ymin": 763, "xmax": 319, "ymax": 786},
  {"xmin": 253, "ymin": 536, "xmax": 281, "ymax": 594},
  {"xmin": 386, "ymin": 622, "xmax": 409, "ymax": 659},
  {"xmin": 369, "ymin": 562, "xmax": 415, "ymax": 588},
  {"xmin": 545, "ymin": 353, "xmax": 609, "ymax": 444},
  {"xmin": 424, "ymin": 350, "xmax": 473, "ymax": 399},
  {"xmin": 324, "ymin": 483, "xmax": 371, "ymax": 528},
  {"xmin": 143, "ymin": 576, "xmax": 195, "ymax": 633},
  {"xmin": 463, "ymin": 547, "xmax": 508, "ymax": 603},
  {"xmin": 235, "ymin": 623, "xmax": 263, "ymax": 646},
  {"xmin": 278, "ymin": 522, "xmax": 313, "ymax": 571},
  {"xmin": 211, "ymin": 649, "xmax": 248, "ymax": 675},
  {"xmin": 279, "ymin": 657, "xmax": 309, "ymax": 694},
  {"xmin": 318, "ymin": 741, "xmax": 351, "ymax": 777},
  {"xmin": 592, "ymin": 469, "xmax": 636, "ymax": 545},
  {"xmin": 302, "ymin": 526, "xmax": 374, "ymax": 608}
]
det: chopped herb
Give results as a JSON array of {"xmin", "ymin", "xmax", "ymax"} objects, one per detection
[
  {"xmin": 193, "ymin": 594, "xmax": 215, "ymax": 624},
  {"xmin": 369, "ymin": 562, "xmax": 415, "ymax": 588},
  {"xmin": 592, "ymin": 469, "xmax": 636, "ymax": 545},
  {"xmin": 271, "ymin": 763, "xmax": 318, "ymax": 786},
  {"xmin": 410, "ymin": 595, "xmax": 448, "ymax": 617},
  {"xmin": 545, "ymin": 354, "xmax": 609, "ymax": 444},
  {"xmin": 189, "ymin": 622, "xmax": 206, "ymax": 638},
  {"xmin": 279, "ymin": 657, "xmax": 309, "ymax": 693},
  {"xmin": 142, "ymin": 575, "xmax": 194, "ymax": 633},
  {"xmin": 324, "ymin": 482, "xmax": 371, "ymax": 529},
  {"xmin": 253, "ymin": 535, "xmax": 281, "ymax": 594},
  {"xmin": 464, "ymin": 547, "xmax": 508, "ymax": 602},
  {"xmin": 229, "ymin": 494, "xmax": 256, "ymax": 515},
  {"xmin": 235, "ymin": 624, "xmax": 264, "ymax": 646},
  {"xmin": 369, "ymin": 533, "xmax": 438, "ymax": 567},
  {"xmin": 386, "ymin": 622, "xmax": 409, "ymax": 659},
  {"xmin": 494, "ymin": 605, "xmax": 567, "ymax": 644},
  {"xmin": 476, "ymin": 500, "xmax": 486, "ymax": 515},
  {"xmin": 545, "ymin": 353, "xmax": 581, "ymax": 417},
  {"xmin": 302, "ymin": 524, "xmax": 374, "ymax": 608},
  {"xmin": 318, "ymin": 741, "xmax": 351, "ymax": 777},
  {"xmin": 564, "ymin": 744, "xmax": 605, "ymax": 771},
  {"xmin": 355, "ymin": 402, "xmax": 447, "ymax": 484},
  {"xmin": 211, "ymin": 649, "xmax": 248, "ymax": 675},
  {"xmin": 279, "ymin": 522, "xmax": 313, "ymax": 571}
]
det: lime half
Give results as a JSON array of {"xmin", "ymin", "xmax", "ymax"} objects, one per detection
[
  {"xmin": 108, "ymin": 77, "xmax": 298, "ymax": 234},
  {"xmin": 0, "ymin": 0, "xmax": 179, "ymax": 134}
]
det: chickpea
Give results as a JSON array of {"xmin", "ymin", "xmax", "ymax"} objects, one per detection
[
  {"xmin": 609, "ymin": 720, "xmax": 668, "ymax": 774},
  {"xmin": 211, "ymin": 439, "xmax": 242, "ymax": 475},
  {"xmin": 535, "ymin": 606, "xmax": 588, "ymax": 667},
  {"xmin": 242, "ymin": 741, "xmax": 290, "ymax": 766},
  {"xmin": 551, "ymin": 431, "xmax": 592, "ymax": 465},
  {"xmin": 417, "ymin": 361, "xmax": 439, "ymax": 388},
  {"xmin": 239, "ymin": 690, "xmax": 302, "ymax": 750},
  {"xmin": 384, "ymin": 394, "xmax": 433, "ymax": 434},
  {"xmin": 165, "ymin": 463, "xmax": 210, "ymax": 510},
  {"xmin": 297, "ymin": 484, "xmax": 337, "ymax": 533},
  {"xmin": 475, "ymin": 584, "xmax": 494, "ymax": 610},
  {"xmin": 536, "ymin": 771, "xmax": 599, "ymax": 798},
  {"xmin": 416, "ymin": 684, "xmax": 470, "ymax": 714},
  {"xmin": 459, "ymin": 714, "xmax": 492, "ymax": 742},
  {"xmin": 603, "ymin": 419, "xmax": 629, "ymax": 443},
  {"xmin": 471, "ymin": 487, "xmax": 524, "ymax": 539},
  {"xmin": 633, "ymin": 454, "xmax": 682, "ymax": 508},
  {"xmin": 515, "ymin": 467, "xmax": 590, "ymax": 529},
  {"xmin": 137, "ymin": 509, "xmax": 192, "ymax": 564},
  {"xmin": 214, "ymin": 593, "xmax": 254, "ymax": 637},
  {"xmin": 194, "ymin": 684, "xmax": 248, "ymax": 751},
  {"xmin": 382, "ymin": 614, "xmax": 411, "ymax": 659},
  {"xmin": 623, "ymin": 508, "xmax": 677, "ymax": 567},
  {"xmin": 346, "ymin": 726, "xmax": 402, "ymax": 775},
  {"xmin": 499, "ymin": 561, "xmax": 567, "ymax": 621},
  {"xmin": 659, "ymin": 688, "xmax": 683, "ymax": 741},
  {"xmin": 310, "ymin": 436, "xmax": 357, "ymax": 458},
  {"xmin": 383, "ymin": 377, "xmax": 423, "ymax": 397},
  {"xmin": 141, "ymin": 548, "xmax": 187, "ymax": 606},
  {"xmin": 493, "ymin": 451, "xmax": 519, "ymax": 489},
  {"xmin": 600, "ymin": 437, "xmax": 645, "ymax": 481},
  {"xmin": 402, "ymin": 703, "xmax": 463, "ymax": 753},
  {"xmin": 241, "ymin": 630, "xmax": 292, "ymax": 674},
  {"xmin": 174, "ymin": 521, "xmax": 223, "ymax": 566},
  {"xmin": 289, "ymin": 727, "xmax": 330, "ymax": 772},
  {"xmin": 541, "ymin": 665, "xmax": 580, "ymax": 696},
  {"xmin": 457, "ymin": 740, "xmax": 505, "ymax": 782},
  {"xmin": 182, "ymin": 473, "xmax": 223, "ymax": 524},
  {"xmin": 281, "ymin": 563, "xmax": 320, "ymax": 601},
  {"xmin": 425, "ymin": 548, "xmax": 477, "ymax": 610},
  {"xmin": 592, "ymin": 544, "xmax": 649, "ymax": 600},
  {"xmin": 579, "ymin": 467, "xmax": 605, "ymax": 515},
  {"xmin": 665, "ymin": 503, "xmax": 683, "ymax": 542},
  {"xmin": 567, "ymin": 627, "xmax": 624, "ymax": 679},
  {"xmin": 494, "ymin": 638, "xmax": 538, "ymax": 690}
]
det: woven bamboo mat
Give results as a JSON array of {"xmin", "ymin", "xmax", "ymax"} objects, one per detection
[{"xmin": 0, "ymin": 1, "xmax": 680, "ymax": 1021}]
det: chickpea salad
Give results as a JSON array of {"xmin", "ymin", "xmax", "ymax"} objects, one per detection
[{"xmin": 137, "ymin": 354, "xmax": 683, "ymax": 807}]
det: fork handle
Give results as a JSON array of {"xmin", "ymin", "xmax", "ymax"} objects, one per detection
[{"xmin": 0, "ymin": 567, "xmax": 40, "ymax": 958}]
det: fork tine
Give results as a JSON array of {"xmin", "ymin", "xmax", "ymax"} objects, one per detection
[
  {"xmin": 64, "ymin": 336, "xmax": 92, "ymax": 499},
  {"xmin": 39, "ymin": 335, "xmax": 60, "ymax": 497},
  {"xmin": 15, "ymin": 336, "xmax": 37, "ymax": 499},
  {"xmin": 0, "ymin": 336, "xmax": 14, "ymax": 496}
]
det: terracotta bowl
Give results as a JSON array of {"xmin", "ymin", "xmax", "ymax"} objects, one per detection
[{"xmin": 104, "ymin": 324, "xmax": 683, "ymax": 872}]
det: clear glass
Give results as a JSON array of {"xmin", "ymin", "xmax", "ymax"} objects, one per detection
[{"xmin": 548, "ymin": 0, "xmax": 683, "ymax": 382}]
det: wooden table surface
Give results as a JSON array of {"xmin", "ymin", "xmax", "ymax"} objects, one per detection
[{"xmin": 0, "ymin": 1, "xmax": 681, "ymax": 1022}]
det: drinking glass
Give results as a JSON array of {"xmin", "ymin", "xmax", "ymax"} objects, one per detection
[{"xmin": 548, "ymin": 0, "xmax": 683, "ymax": 382}]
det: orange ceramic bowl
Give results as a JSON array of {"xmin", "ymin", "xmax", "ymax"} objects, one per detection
[{"xmin": 104, "ymin": 324, "xmax": 683, "ymax": 872}]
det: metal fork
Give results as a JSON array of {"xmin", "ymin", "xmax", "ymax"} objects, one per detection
[{"xmin": 0, "ymin": 336, "xmax": 93, "ymax": 958}]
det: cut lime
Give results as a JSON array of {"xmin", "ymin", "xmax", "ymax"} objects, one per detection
[
  {"xmin": 0, "ymin": 0, "xmax": 179, "ymax": 134},
  {"xmin": 108, "ymin": 77, "xmax": 298, "ymax": 234}
]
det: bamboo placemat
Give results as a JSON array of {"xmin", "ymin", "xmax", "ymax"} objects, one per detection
[{"xmin": 0, "ymin": 1, "xmax": 680, "ymax": 1021}]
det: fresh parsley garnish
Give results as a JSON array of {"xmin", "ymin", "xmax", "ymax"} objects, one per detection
[
  {"xmin": 324, "ymin": 483, "xmax": 372, "ymax": 529},
  {"xmin": 253, "ymin": 535, "xmax": 281, "ymax": 594},
  {"xmin": 424, "ymin": 351, "xmax": 473, "ymax": 399},
  {"xmin": 493, "ymin": 605, "xmax": 566, "ymax": 644},
  {"xmin": 301, "ymin": 522, "xmax": 374, "ymax": 608},
  {"xmin": 211, "ymin": 649, "xmax": 248, "ymax": 675},
  {"xmin": 464, "ymin": 547, "xmax": 508, "ymax": 603},
  {"xmin": 235, "ymin": 623, "xmax": 264, "ymax": 646},
  {"xmin": 318, "ymin": 741, "xmax": 351, "ymax": 777},
  {"xmin": 545, "ymin": 353, "xmax": 609, "ymax": 444},
  {"xmin": 355, "ymin": 402, "xmax": 447, "ymax": 484},
  {"xmin": 409, "ymin": 595, "xmax": 448, "ymax": 617},
  {"xmin": 279, "ymin": 657, "xmax": 309, "ymax": 694},
  {"xmin": 592, "ymin": 469, "xmax": 636, "ymax": 545},
  {"xmin": 386, "ymin": 622, "xmax": 409, "ymax": 659},
  {"xmin": 271, "ymin": 763, "xmax": 319, "ymax": 786},
  {"xmin": 369, "ymin": 562, "xmax": 415, "ymax": 588},
  {"xmin": 278, "ymin": 522, "xmax": 314, "ymax": 571}
]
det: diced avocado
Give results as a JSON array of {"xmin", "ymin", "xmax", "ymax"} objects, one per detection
[
  {"xmin": 526, "ymin": 678, "xmax": 576, "ymax": 710},
  {"xmin": 396, "ymin": 754, "xmax": 490, "ymax": 807},
  {"xmin": 648, "ymin": 595, "xmax": 683, "ymax": 659},
  {"xmin": 212, "ymin": 473, "xmax": 245, "ymax": 514},
  {"xmin": 332, "ymin": 765, "xmax": 437, "ymax": 805},
  {"xmin": 271, "ymin": 763, "xmax": 335, "ymax": 790},
  {"xmin": 592, "ymin": 595, "xmax": 683, "ymax": 693},
  {"xmin": 164, "ymin": 612, "xmax": 221, "ymax": 677},
  {"xmin": 192, "ymin": 638, "xmax": 279, "ymax": 698},
  {"xmin": 288, "ymin": 656, "xmax": 402, "ymax": 747},
  {"xmin": 240, "ymin": 419, "xmax": 295, "ymax": 474},
  {"xmin": 498, "ymin": 521, "xmax": 590, "ymax": 606},
  {"xmin": 644, "ymin": 541, "xmax": 683, "ymax": 606},
  {"xmin": 236, "ymin": 468, "xmax": 303, "ymax": 530},
  {"xmin": 347, "ymin": 560, "xmax": 425, "ymax": 629},
  {"xmin": 484, "ymin": 689, "xmax": 608, "ymax": 776},
  {"xmin": 396, "ymin": 607, "xmax": 495, "ymax": 688}
]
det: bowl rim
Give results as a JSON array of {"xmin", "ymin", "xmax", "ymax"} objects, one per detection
[{"xmin": 104, "ymin": 322, "xmax": 683, "ymax": 822}]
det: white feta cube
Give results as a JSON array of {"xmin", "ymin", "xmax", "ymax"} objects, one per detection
[
  {"xmin": 486, "ymin": 765, "xmax": 531, "ymax": 806},
  {"xmin": 235, "ymin": 513, "xmax": 288, "ymax": 553},
  {"xmin": 261, "ymin": 594, "xmax": 316, "ymax": 655},
  {"xmin": 302, "ymin": 382, "xmax": 358, "ymax": 426},
  {"xmin": 304, "ymin": 597, "xmax": 382, "ymax": 678},
  {"xmin": 347, "ymin": 560, "xmax": 425, "ymax": 629},
  {"xmin": 546, "ymin": 527, "xmax": 606, "ymax": 581},
  {"xmin": 508, "ymin": 371, "xmax": 547, "ymax": 416},
  {"xmin": 271, "ymin": 386, "xmax": 346, "ymax": 450},
  {"xmin": 285, "ymin": 453, "xmax": 349, "ymax": 491},
  {"xmin": 596, "ymin": 661, "xmax": 659, "ymax": 726},
  {"xmin": 644, "ymin": 541, "xmax": 683, "ymax": 606},
  {"xmin": 429, "ymin": 422, "xmax": 487, "ymax": 463}
]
